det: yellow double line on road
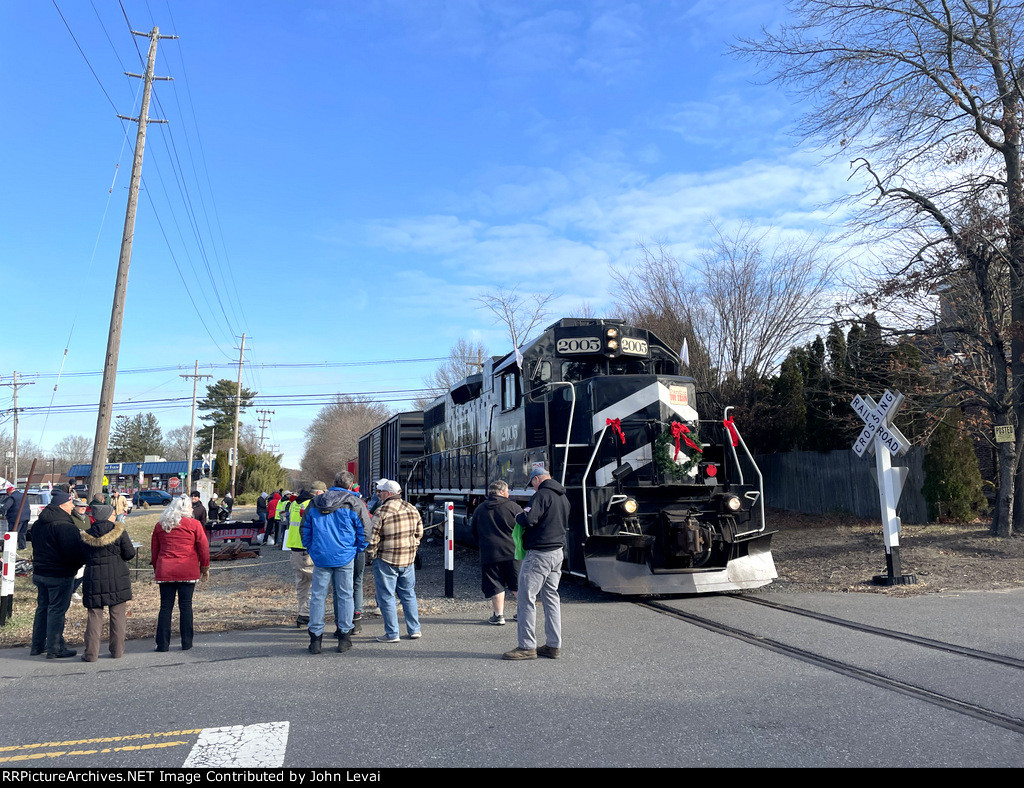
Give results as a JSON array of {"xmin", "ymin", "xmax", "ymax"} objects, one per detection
[{"xmin": 0, "ymin": 729, "xmax": 203, "ymax": 763}]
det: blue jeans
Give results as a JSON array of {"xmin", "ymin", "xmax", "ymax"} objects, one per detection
[
  {"xmin": 32, "ymin": 575, "xmax": 75, "ymax": 654},
  {"xmin": 353, "ymin": 550, "xmax": 365, "ymax": 614},
  {"xmin": 333, "ymin": 550, "xmax": 366, "ymax": 624},
  {"xmin": 372, "ymin": 559, "xmax": 420, "ymax": 639},
  {"xmin": 309, "ymin": 562, "xmax": 354, "ymax": 637}
]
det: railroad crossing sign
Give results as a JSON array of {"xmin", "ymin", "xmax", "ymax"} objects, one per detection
[{"xmin": 851, "ymin": 389, "xmax": 916, "ymax": 586}]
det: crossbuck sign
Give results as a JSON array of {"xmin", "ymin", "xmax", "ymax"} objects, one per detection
[{"xmin": 851, "ymin": 389, "xmax": 916, "ymax": 585}]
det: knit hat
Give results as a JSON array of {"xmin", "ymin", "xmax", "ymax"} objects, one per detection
[
  {"xmin": 51, "ymin": 489, "xmax": 72, "ymax": 506},
  {"xmin": 311, "ymin": 480, "xmax": 327, "ymax": 493},
  {"xmin": 91, "ymin": 503, "xmax": 114, "ymax": 521}
]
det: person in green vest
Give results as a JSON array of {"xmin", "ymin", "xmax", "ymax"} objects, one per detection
[{"xmin": 285, "ymin": 482, "xmax": 322, "ymax": 628}]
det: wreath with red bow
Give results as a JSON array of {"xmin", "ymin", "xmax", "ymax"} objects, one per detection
[{"xmin": 653, "ymin": 420, "xmax": 703, "ymax": 479}]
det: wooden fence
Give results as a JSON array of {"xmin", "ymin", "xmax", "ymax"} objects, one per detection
[{"xmin": 753, "ymin": 448, "xmax": 929, "ymax": 524}]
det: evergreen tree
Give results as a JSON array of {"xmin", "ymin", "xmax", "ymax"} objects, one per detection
[
  {"xmin": 108, "ymin": 413, "xmax": 164, "ymax": 462},
  {"xmin": 923, "ymin": 410, "xmax": 988, "ymax": 522},
  {"xmin": 240, "ymin": 452, "xmax": 289, "ymax": 497},
  {"xmin": 197, "ymin": 379, "xmax": 256, "ymax": 447},
  {"xmin": 772, "ymin": 353, "xmax": 808, "ymax": 451}
]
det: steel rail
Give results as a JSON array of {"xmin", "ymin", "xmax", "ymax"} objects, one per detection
[
  {"xmin": 737, "ymin": 595, "xmax": 1024, "ymax": 670},
  {"xmin": 637, "ymin": 600, "xmax": 1024, "ymax": 737}
]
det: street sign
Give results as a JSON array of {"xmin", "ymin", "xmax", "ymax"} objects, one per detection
[
  {"xmin": 168, "ymin": 477, "xmax": 180, "ymax": 490},
  {"xmin": 851, "ymin": 388, "xmax": 916, "ymax": 586}
]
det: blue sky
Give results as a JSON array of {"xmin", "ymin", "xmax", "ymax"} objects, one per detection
[{"xmin": 1, "ymin": 1, "xmax": 855, "ymax": 469}]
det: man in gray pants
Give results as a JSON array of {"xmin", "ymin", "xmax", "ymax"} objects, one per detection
[{"xmin": 503, "ymin": 467, "xmax": 570, "ymax": 660}]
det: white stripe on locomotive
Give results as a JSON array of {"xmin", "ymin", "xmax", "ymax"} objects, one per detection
[{"xmin": 591, "ymin": 381, "xmax": 700, "ymax": 487}]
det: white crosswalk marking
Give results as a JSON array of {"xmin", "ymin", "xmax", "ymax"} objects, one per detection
[{"xmin": 182, "ymin": 722, "xmax": 289, "ymax": 767}]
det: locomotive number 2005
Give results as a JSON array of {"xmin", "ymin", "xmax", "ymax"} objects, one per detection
[
  {"xmin": 620, "ymin": 338, "xmax": 649, "ymax": 356},
  {"xmin": 557, "ymin": 337, "xmax": 602, "ymax": 354}
]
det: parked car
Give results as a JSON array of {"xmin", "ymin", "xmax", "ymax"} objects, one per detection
[
  {"xmin": 25, "ymin": 490, "xmax": 51, "ymax": 526},
  {"xmin": 133, "ymin": 489, "xmax": 172, "ymax": 507}
]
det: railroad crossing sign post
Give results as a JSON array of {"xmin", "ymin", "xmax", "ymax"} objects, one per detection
[{"xmin": 851, "ymin": 389, "xmax": 917, "ymax": 586}]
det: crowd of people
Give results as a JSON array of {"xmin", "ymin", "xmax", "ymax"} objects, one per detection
[{"xmin": 12, "ymin": 464, "xmax": 570, "ymax": 662}]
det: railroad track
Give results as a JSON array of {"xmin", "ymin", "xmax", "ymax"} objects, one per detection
[{"xmin": 636, "ymin": 598, "xmax": 1024, "ymax": 736}]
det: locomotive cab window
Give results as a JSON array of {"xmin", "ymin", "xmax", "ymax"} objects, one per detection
[
  {"xmin": 561, "ymin": 360, "xmax": 603, "ymax": 382},
  {"xmin": 500, "ymin": 372, "xmax": 520, "ymax": 411},
  {"xmin": 609, "ymin": 359, "xmax": 650, "ymax": 375}
]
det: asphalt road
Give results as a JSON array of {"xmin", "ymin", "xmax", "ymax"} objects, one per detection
[{"xmin": 3, "ymin": 583, "xmax": 1024, "ymax": 768}]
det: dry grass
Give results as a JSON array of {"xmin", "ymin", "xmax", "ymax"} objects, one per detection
[{"xmin": 0, "ymin": 512, "xmax": 296, "ymax": 648}]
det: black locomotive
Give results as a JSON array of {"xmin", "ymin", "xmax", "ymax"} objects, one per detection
[{"xmin": 358, "ymin": 318, "xmax": 775, "ymax": 594}]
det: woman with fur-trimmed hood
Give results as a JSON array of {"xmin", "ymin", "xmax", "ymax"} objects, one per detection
[{"xmin": 80, "ymin": 503, "xmax": 136, "ymax": 662}]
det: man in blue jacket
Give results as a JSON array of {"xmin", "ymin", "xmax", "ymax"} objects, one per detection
[
  {"xmin": 299, "ymin": 471, "xmax": 370, "ymax": 654},
  {"xmin": 5, "ymin": 485, "xmax": 30, "ymax": 550}
]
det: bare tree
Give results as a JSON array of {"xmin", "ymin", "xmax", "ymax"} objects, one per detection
[
  {"xmin": 50, "ymin": 434, "xmax": 93, "ymax": 474},
  {"xmin": 164, "ymin": 425, "xmax": 195, "ymax": 460},
  {"xmin": 300, "ymin": 396, "xmax": 392, "ymax": 484},
  {"xmin": 613, "ymin": 223, "xmax": 837, "ymax": 393},
  {"xmin": 417, "ymin": 338, "xmax": 489, "ymax": 407},
  {"xmin": 738, "ymin": 0, "xmax": 1024, "ymax": 534},
  {"xmin": 475, "ymin": 285, "xmax": 557, "ymax": 351}
]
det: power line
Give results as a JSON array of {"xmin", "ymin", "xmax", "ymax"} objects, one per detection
[{"xmin": 0, "ymin": 357, "xmax": 448, "ymax": 382}]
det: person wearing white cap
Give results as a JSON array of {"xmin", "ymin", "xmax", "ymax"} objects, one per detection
[{"xmin": 367, "ymin": 479, "xmax": 422, "ymax": 642}]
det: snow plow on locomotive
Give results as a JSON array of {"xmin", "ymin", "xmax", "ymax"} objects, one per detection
[{"xmin": 358, "ymin": 318, "xmax": 776, "ymax": 595}]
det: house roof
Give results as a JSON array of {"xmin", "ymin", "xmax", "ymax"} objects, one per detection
[{"xmin": 67, "ymin": 459, "xmax": 212, "ymax": 477}]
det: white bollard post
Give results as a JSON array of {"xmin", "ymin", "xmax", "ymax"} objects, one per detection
[
  {"xmin": 444, "ymin": 501, "xmax": 454, "ymax": 598},
  {"xmin": 1, "ymin": 531, "xmax": 16, "ymax": 625}
]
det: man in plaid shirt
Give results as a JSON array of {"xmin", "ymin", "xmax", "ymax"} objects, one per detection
[{"xmin": 367, "ymin": 479, "xmax": 423, "ymax": 642}]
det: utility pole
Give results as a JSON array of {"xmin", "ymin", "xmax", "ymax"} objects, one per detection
[
  {"xmin": 181, "ymin": 361, "xmax": 211, "ymax": 496},
  {"xmin": 88, "ymin": 27, "xmax": 175, "ymax": 499},
  {"xmin": 0, "ymin": 373, "xmax": 34, "ymax": 485},
  {"xmin": 230, "ymin": 334, "xmax": 246, "ymax": 498},
  {"xmin": 256, "ymin": 409, "xmax": 274, "ymax": 451}
]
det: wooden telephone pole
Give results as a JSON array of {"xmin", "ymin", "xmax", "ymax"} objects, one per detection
[
  {"xmin": 230, "ymin": 334, "xmax": 245, "ymax": 499},
  {"xmin": 87, "ymin": 27, "xmax": 175, "ymax": 498},
  {"xmin": 0, "ymin": 372, "xmax": 34, "ymax": 486},
  {"xmin": 181, "ymin": 361, "xmax": 211, "ymax": 496}
]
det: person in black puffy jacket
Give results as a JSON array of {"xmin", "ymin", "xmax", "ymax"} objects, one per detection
[
  {"xmin": 30, "ymin": 490, "xmax": 86, "ymax": 658},
  {"xmin": 79, "ymin": 503, "xmax": 136, "ymax": 662}
]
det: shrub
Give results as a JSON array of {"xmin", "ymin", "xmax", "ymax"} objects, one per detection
[{"xmin": 922, "ymin": 410, "xmax": 989, "ymax": 522}]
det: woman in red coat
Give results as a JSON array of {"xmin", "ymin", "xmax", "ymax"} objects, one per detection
[{"xmin": 151, "ymin": 495, "xmax": 210, "ymax": 651}]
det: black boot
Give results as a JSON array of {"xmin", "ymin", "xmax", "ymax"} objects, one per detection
[
  {"xmin": 308, "ymin": 631, "xmax": 322, "ymax": 655},
  {"xmin": 296, "ymin": 615, "xmax": 309, "ymax": 628},
  {"xmin": 338, "ymin": 632, "xmax": 353, "ymax": 653}
]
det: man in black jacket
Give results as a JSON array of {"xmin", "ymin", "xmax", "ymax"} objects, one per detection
[
  {"xmin": 30, "ymin": 489, "xmax": 86, "ymax": 658},
  {"xmin": 471, "ymin": 480, "xmax": 523, "ymax": 626},
  {"xmin": 503, "ymin": 467, "xmax": 569, "ymax": 661},
  {"xmin": 190, "ymin": 491, "xmax": 208, "ymax": 532}
]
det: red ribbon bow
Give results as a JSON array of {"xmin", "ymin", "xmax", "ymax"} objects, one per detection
[
  {"xmin": 670, "ymin": 421, "xmax": 702, "ymax": 460},
  {"xmin": 723, "ymin": 417, "xmax": 740, "ymax": 448},
  {"xmin": 606, "ymin": 418, "xmax": 626, "ymax": 444}
]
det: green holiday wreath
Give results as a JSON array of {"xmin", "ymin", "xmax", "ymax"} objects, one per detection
[{"xmin": 653, "ymin": 420, "xmax": 703, "ymax": 480}]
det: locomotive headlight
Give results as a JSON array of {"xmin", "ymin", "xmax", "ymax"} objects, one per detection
[
  {"xmin": 607, "ymin": 339, "xmax": 619, "ymax": 350},
  {"xmin": 606, "ymin": 328, "xmax": 619, "ymax": 338},
  {"xmin": 622, "ymin": 497, "xmax": 638, "ymax": 515},
  {"xmin": 724, "ymin": 495, "xmax": 742, "ymax": 512}
]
